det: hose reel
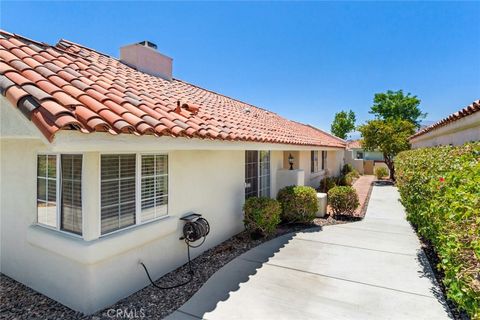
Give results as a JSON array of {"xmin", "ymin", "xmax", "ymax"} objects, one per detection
[
  {"xmin": 140, "ymin": 212, "xmax": 210, "ymax": 289},
  {"xmin": 180, "ymin": 213, "xmax": 210, "ymax": 245}
]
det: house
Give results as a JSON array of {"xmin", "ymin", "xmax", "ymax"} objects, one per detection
[
  {"xmin": 410, "ymin": 100, "xmax": 480, "ymax": 148},
  {"xmin": 344, "ymin": 140, "xmax": 387, "ymax": 175},
  {"xmin": 0, "ymin": 30, "xmax": 346, "ymax": 314}
]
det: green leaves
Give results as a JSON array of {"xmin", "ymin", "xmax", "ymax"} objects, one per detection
[
  {"xmin": 243, "ymin": 197, "xmax": 281, "ymax": 237},
  {"xmin": 327, "ymin": 186, "xmax": 359, "ymax": 216},
  {"xmin": 277, "ymin": 186, "xmax": 318, "ymax": 223},
  {"xmin": 370, "ymin": 90, "xmax": 426, "ymax": 128},
  {"xmin": 358, "ymin": 119, "xmax": 415, "ymax": 180},
  {"xmin": 331, "ymin": 110, "xmax": 356, "ymax": 140},
  {"xmin": 396, "ymin": 143, "xmax": 480, "ymax": 319}
]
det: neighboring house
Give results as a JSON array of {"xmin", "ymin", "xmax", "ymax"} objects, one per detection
[
  {"xmin": 0, "ymin": 30, "xmax": 345, "ymax": 314},
  {"xmin": 344, "ymin": 140, "xmax": 386, "ymax": 175},
  {"xmin": 410, "ymin": 100, "xmax": 480, "ymax": 148}
]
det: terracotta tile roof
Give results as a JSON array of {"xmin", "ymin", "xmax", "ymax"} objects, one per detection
[
  {"xmin": 347, "ymin": 140, "xmax": 362, "ymax": 149},
  {"xmin": 0, "ymin": 30, "xmax": 345, "ymax": 148},
  {"xmin": 410, "ymin": 100, "xmax": 480, "ymax": 140}
]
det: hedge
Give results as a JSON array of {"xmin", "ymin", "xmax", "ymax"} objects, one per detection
[{"xmin": 395, "ymin": 143, "xmax": 480, "ymax": 319}]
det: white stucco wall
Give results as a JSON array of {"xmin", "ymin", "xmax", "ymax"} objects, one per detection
[
  {"xmin": 1, "ymin": 138, "xmax": 245, "ymax": 314},
  {"xmin": 411, "ymin": 112, "xmax": 480, "ymax": 148},
  {"xmin": 1, "ymin": 98, "xmax": 346, "ymax": 314}
]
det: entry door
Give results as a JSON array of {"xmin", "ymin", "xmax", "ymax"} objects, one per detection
[{"xmin": 245, "ymin": 151, "xmax": 270, "ymax": 199}]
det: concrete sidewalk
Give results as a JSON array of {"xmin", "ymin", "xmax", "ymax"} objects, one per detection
[{"xmin": 166, "ymin": 186, "xmax": 452, "ymax": 320}]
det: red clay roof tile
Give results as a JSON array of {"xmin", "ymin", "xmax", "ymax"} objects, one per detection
[
  {"xmin": 410, "ymin": 100, "xmax": 480, "ymax": 140},
  {"xmin": 1, "ymin": 30, "xmax": 347, "ymax": 147}
]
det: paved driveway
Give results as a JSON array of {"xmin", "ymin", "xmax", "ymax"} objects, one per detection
[{"xmin": 167, "ymin": 186, "xmax": 452, "ymax": 320}]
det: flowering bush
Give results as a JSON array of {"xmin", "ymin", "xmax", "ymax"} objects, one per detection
[
  {"xmin": 277, "ymin": 186, "xmax": 318, "ymax": 223},
  {"xmin": 395, "ymin": 143, "xmax": 480, "ymax": 319}
]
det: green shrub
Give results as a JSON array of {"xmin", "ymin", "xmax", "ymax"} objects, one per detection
[
  {"xmin": 375, "ymin": 167, "xmax": 389, "ymax": 179},
  {"xmin": 341, "ymin": 163, "xmax": 353, "ymax": 175},
  {"xmin": 319, "ymin": 176, "xmax": 336, "ymax": 193},
  {"xmin": 351, "ymin": 169, "xmax": 360, "ymax": 178},
  {"xmin": 336, "ymin": 174, "xmax": 353, "ymax": 186},
  {"xmin": 243, "ymin": 197, "xmax": 281, "ymax": 236},
  {"xmin": 345, "ymin": 172, "xmax": 357, "ymax": 185},
  {"xmin": 277, "ymin": 186, "xmax": 318, "ymax": 223},
  {"xmin": 396, "ymin": 143, "xmax": 480, "ymax": 318},
  {"xmin": 327, "ymin": 186, "xmax": 359, "ymax": 216}
]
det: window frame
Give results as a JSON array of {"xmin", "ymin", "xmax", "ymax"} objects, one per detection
[
  {"xmin": 311, "ymin": 150, "xmax": 319, "ymax": 173},
  {"xmin": 36, "ymin": 153, "xmax": 84, "ymax": 239},
  {"xmin": 245, "ymin": 150, "xmax": 271, "ymax": 199},
  {"xmin": 98, "ymin": 152, "xmax": 170, "ymax": 237},
  {"xmin": 321, "ymin": 151, "xmax": 327, "ymax": 170}
]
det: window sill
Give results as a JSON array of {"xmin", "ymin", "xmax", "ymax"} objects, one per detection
[{"xmin": 27, "ymin": 216, "xmax": 178, "ymax": 265}]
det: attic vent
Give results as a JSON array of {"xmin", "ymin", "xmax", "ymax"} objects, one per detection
[
  {"xmin": 244, "ymin": 107, "xmax": 251, "ymax": 114},
  {"xmin": 138, "ymin": 41, "xmax": 157, "ymax": 50}
]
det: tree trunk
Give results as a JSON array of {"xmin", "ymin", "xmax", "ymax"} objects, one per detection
[{"xmin": 383, "ymin": 154, "xmax": 395, "ymax": 181}]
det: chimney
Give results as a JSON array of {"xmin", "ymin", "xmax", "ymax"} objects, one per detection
[{"xmin": 120, "ymin": 41, "xmax": 173, "ymax": 81}]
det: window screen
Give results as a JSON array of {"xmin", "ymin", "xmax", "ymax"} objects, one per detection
[
  {"xmin": 37, "ymin": 155, "xmax": 57, "ymax": 228},
  {"xmin": 60, "ymin": 155, "xmax": 83, "ymax": 235},
  {"xmin": 141, "ymin": 155, "xmax": 168, "ymax": 222},
  {"xmin": 101, "ymin": 154, "xmax": 136, "ymax": 234},
  {"xmin": 322, "ymin": 151, "xmax": 327, "ymax": 170}
]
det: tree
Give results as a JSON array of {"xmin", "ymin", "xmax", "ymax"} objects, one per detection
[
  {"xmin": 370, "ymin": 90, "xmax": 426, "ymax": 128},
  {"xmin": 358, "ymin": 119, "xmax": 415, "ymax": 181},
  {"xmin": 331, "ymin": 110, "xmax": 356, "ymax": 140}
]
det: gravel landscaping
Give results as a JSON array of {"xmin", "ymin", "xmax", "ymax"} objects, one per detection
[{"xmin": 0, "ymin": 216, "xmax": 354, "ymax": 320}]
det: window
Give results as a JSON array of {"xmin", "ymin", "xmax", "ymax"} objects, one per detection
[
  {"xmin": 100, "ymin": 153, "xmax": 169, "ymax": 235},
  {"xmin": 37, "ymin": 154, "xmax": 83, "ymax": 235},
  {"xmin": 356, "ymin": 151, "xmax": 364, "ymax": 160},
  {"xmin": 258, "ymin": 151, "xmax": 271, "ymax": 197},
  {"xmin": 101, "ymin": 154, "xmax": 136, "ymax": 234},
  {"xmin": 61, "ymin": 155, "xmax": 83, "ymax": 234},
  {"xmin": 245, "ymin": 150, "xmax": 270, "ymax": 199},
  {"xmin": 141, "ymin": 155, "xmax": 168, "ymax": 222},
  {"xmin": 311, "ymin": 151, "xmax": 319, "ymax": 173},
  {"xmin": 321, "ymin": 151, "xmax": 327, "ymax": 170}
]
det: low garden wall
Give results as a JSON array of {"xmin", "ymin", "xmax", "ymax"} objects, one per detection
[{"xmin": 395, "ymin": 143, "xmax": 479, "ymax": 319}]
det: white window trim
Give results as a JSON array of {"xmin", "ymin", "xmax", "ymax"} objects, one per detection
[
  {"xmin": 99, "ymin": 152, "xmax": 170, "ymax": 237},
  {"xmin": 35, "ymin": 153, "xmax": 84, "ymax": 239}
]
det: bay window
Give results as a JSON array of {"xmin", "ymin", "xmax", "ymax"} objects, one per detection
[{"xmin": 37, "ymin": 154, "xmax": 83, "ymax": 235}]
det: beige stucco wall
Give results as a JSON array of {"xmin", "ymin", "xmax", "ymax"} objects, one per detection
[
  {"xmin": 280, "ymin": 149, "xmax": 344, "ymax": 189},
  {"xmin": 411, "ymin": 112, "xmax": 480, "ymax": 148},
  {"xmin": 1, "ymin": 138, "xmax": 245, "ymax": 313},
  {"xmin": 345, "ymin": 150, "xmax": 364, "ymax": 174}
]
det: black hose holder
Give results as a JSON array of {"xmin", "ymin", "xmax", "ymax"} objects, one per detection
[{"xmin": 179, "ymin": 213, "xmax": 210, "ymax": 243}]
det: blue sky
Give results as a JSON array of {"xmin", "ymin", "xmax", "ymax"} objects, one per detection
[{"xmin": 2, "ymin": 1, "xmax": 479, "ymax": 136}]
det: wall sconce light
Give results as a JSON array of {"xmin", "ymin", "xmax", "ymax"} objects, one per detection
[{"xmin": 288, "ymin": 153, "xmax": 294, "ymax": 170}]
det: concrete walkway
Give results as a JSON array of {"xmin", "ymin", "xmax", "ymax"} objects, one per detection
[{"xmin": 167, "ymin": 186, "xmax": 452, "ymax": 320}]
